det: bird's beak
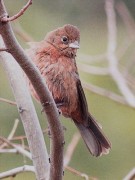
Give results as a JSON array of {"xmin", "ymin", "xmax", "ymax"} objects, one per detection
[{"xmin": 69, "ymin": 41, "xmax": 80, "ymax": 49}]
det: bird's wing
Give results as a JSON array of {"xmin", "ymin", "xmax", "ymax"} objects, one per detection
[{"xmin": 77, "ymin": 81, "xmax": 89, "ymax": 122}]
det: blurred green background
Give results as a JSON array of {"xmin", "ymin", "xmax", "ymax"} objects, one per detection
[{"xmin": 1, "ymin": 0, "xmax": 135, "ymax": 179}]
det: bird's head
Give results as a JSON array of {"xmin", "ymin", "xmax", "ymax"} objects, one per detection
[{"xmin": 45, "ymin": 24, "xmax": 80, "ymax": 57}]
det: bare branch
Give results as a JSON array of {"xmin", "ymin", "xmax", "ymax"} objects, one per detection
[
  {"xmin": 65, "ymin": 166, "xmax": 96, "ymax": 180},
  {"xmin": 0, "ymin": 0, "xmax": 32, "ymax": 22},
  {"xmin": 0, "ymin": 47, "xmax": 9, "ymax": 52},
  {"xmin": 0, "ymin": 97, "xmax": 17, "ymax": 106},
  {"xmin": 0, "ymin": 165, "xmax": 35, "ymax": 179},
  {"xmin": 64, "ymin": 132, "xmax": 81, "ymax": 167},
  {"xmin": 0, "ymin": 119, "xmax": 19, "ymax": 149},
  {"xmin": 0, "ymin": 136, "xmax": 32, "ymax": 159},
  {"xmin": 0, "ymin": 148, "xmax": 21, "ymax": 153},
  {"xmin": 105, "ymin": 0, "xmax": 135, "ymax": 107},
  {"xmin": 7, "ymin": 119, "xmax": 19, "ymax": 140}
]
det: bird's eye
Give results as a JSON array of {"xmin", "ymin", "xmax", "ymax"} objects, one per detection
[{"xmin": 61, "ymin": 36, "xmax": 68, "ymax": 44}]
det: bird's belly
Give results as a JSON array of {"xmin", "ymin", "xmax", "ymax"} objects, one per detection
[{"xmin": 45, "ymin": 67, "xmax": 78, "ymax": 117}]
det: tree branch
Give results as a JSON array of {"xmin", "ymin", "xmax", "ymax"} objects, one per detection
[
  {"xmin": 0, "ymin": 165, "xmax": 35, "ymax": 179},
  {"xmin": 65, "ymin": 166, "xmax": 91, "ymax": 180},
  {"xmin": 0, "ymin": 136, "xmax": 32, "ymax": 159},
  {"xmin": 64, "ymin": 132, "xmax": 81, "ymax": 167},
  {"xmin": 0, "ymin": 0, "xmax": 32, "ymax": 22},
  {"xmin": 0, "ymin": 97, "xmax": 16, "ymax": 106},
  {"xmin": 0, "ymin": 1, "xmax": 64, "ymax": 179},
  {"xmin": 0, "ymin": 148, "xmax": 20, "ymax": 153},
  {"xmin": 0, "ymin": 47, "xmax": 9, "ymax": 52}
]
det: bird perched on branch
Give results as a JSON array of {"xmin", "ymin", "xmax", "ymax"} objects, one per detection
[{"xmin": 27, "ymin": 24, "xmax": 111, "ymax": 157}]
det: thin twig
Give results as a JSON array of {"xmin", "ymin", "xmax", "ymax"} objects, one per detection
[
  {"xmin": 0, "ymin": 136, "xmax": 32, "ymax": 160},
  {"xmin": 0, "ymin": 119, "xmax": 19, "ymax": 149},
  {"xmin": 2, "ymin": 142, "xmax": 29, "ymax": 152},
  {"xmin": 1, "ymin": 0, "xmax": 32, "ymax": 22},
  {"xmin": 0, "ymin": 165, "xmax": 35, "ymax": 179},
  {"xmin": 64, "ymin": 132, "xmax": 81, "ymax": 167},
  {"xmin": 0, "ymin": 148, "xmax": 21, "ymax": 153},
  {"xmin": 0, "ymin": 47, "xmax": 9, "ymax": 52},
  {"xmin": 8, "ymin": 119, "xmax": 19, "ymax": 140},
  {"xmin": 0, "ymin": 97, "xmax": 17, "ymax": 106},
  {"xmin": 0, "ymin": 128, "xmax": 49, "ymax": 151},
  {"xmin": 65, "ymin": 166, "xmax": 97, "ymax": 180},
  {"xmin": 11, "ymin": 135, "xmax": 27, "ymax": 141},
  {"xmin": 105, "ymin": 0, "xmax": 135, "ymax": 107}
]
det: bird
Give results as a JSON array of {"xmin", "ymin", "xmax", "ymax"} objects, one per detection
[{"xmin": 26, "ymin": 24, "xmax": 111, "ymax": 157}]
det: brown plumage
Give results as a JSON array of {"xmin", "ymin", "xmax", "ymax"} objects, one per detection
[{"xmin": 27, "ymin": 24, "xmax": 111, "ymax": 156}]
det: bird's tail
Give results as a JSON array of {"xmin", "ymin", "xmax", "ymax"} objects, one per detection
[{"xmin": 74, "ymin": 115, "xmax": 111, "ymax": 157}]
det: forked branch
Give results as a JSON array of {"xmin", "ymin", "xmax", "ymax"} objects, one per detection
[{"xmin": 1, "ymin": 0, "xmax": 32, "ymax": 22}]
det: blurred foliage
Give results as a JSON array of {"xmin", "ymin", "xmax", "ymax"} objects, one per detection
[{"xmin": 1, "ymin": 0, "xmax": 135, "ymax": 180}]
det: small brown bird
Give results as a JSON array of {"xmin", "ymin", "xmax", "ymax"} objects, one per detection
[{"xmin": 27, "ymin": 24, "xmax": 111, "ymax": 156}]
